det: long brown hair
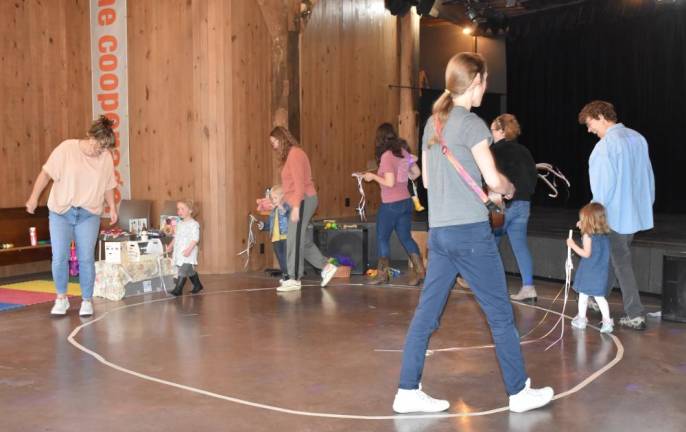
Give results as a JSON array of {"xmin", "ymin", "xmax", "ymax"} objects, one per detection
[
  {"xmin": 374, "ymin": 123, "xmax": 406, "ymax": 163},
  {"xmin": 429, "ymin": 52, "xmax": 487, "ymax": 146},
  {"xmin": 270, "ymin": 126, "xmax": 299, "ymax": 164},
  {"xmin": 578, "ymin": 202, "xmax": 610, "ymax": 235}
]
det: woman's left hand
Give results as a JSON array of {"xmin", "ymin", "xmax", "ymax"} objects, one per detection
[
  {"xmin": 109, "ymin": 207, "xmax": 118, "ymax": 226},
  {"xmin": 290, "ymin": 208, "xmax": 300, "ymax": 223},
  {"xmin": 488, "ymin": 191, "xmax": 503, "ymax": 206},
  {"xmin": 362, "ymin": 172, "xmax": 374, "ymax": 182},
  {"xmin": 566, "ymin": 238, "xmax": 575, "ymax": 248},
  {"xmin": 183, "ymin": 248, "xmax": 192, "ymax": 257}
]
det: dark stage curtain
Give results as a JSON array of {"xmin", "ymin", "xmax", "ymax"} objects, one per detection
[{"xmin": 506, "ymin": 1, "xmax": 686, "ymax": 213}]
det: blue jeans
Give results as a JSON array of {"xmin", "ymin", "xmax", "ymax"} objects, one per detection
[
  {"xmin": 398, "ymin": 222, "xmax": 528, "ymax": 395},
  {"xmin": 376, "ymin": 198, "xmax": 420, "ymax": 258},
  {"xmin": 494, "ymin": 200, "xmax": 534, "ymax": 286},
  {"xmin": 49, "ymin": 208, "xmax": 101, "ymax": 300}
]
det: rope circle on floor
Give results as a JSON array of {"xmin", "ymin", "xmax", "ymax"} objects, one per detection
[{"xmin": 67, "ymin": 283, "xmax": 624, "ymax": 420}]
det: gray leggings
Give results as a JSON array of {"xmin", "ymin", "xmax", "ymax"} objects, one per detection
[
  {"xmin": 177, "ymin": 263, "xmax": 197, "ymax": 278},
  {"xmin": 287, "ymin": 195, "xmax": 328, "ymax": 280}
]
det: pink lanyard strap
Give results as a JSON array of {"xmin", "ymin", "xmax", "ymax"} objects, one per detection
[{"xmin": 433, "ymin": 116, "xmax": 501, "ymax": 212}]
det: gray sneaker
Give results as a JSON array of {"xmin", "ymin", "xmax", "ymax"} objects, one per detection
[
  {"xmin": 618, "ymin": 315, "xmax": 646, "ymax": 331},
  {"xmin": 511, "ymin": 285, "xmax": 537, "ymax": 303}
]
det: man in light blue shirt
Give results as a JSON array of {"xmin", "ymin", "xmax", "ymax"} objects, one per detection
[{"xmin": 579, "ymin": 100, "xmax": 655, "ymax": 330}]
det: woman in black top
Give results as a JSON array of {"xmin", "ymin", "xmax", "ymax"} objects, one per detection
[{"xmin": 490, "ymin": 114, "xmax": 539, "ymax": 302}]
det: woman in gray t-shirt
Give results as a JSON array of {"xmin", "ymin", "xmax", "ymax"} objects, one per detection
[{"xmin": 392, "ymin": 52, "xmax": 554, "ymax": 415}]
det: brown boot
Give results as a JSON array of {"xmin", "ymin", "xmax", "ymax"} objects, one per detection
[
  {"xmin": 407, "ymin": 253, "xmax": 426, "ymax": 286},
  {"xmin": 367, "ymin": 257, "xmax": 389, "ymax": 285}
]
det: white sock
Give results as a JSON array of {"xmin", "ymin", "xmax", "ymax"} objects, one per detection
[
  {"xmin": 577, "ymin": 293, "xmax": 588, "ymax": 319},
  {"xmin": 594, "ymin": 296, "xmax": 611, "ymax": 322}
]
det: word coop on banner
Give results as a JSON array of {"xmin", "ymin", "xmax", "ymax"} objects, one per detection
[{"xmin": 90, "ymin": 0, "xmax": 131, "ymax": 208}]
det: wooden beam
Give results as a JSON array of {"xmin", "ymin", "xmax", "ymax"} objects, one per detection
[{"xmin": 398, "ymin": 9, "xmax": 420, "ymax": 152}]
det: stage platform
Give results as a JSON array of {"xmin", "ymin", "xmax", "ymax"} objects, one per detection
[{"xmin": 314, "ymin": 207, "xmax": 686, "ymax": 295}]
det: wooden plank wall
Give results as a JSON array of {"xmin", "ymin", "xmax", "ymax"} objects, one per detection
[
  {"xmin": 128, "ymin": 0, "xmax": 273, "ymax": 273},
  {"xmin": 300, "ymin": 0, "xmax": 401, "ymax": 219},
  {"xmin": 1, "ymin": 0, "xmax": 403, "ymax": 274},
  {"xmin": 0, "ymin": 0, "xmax": 91, "ymax": 209}
]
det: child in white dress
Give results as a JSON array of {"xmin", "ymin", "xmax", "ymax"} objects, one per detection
[{"xmin": 166, "ymin": 199, "xmax": 202, "ymax": 296}]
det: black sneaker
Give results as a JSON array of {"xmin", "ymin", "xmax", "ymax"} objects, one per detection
[{"xmin": 618, "ymin": 315, "xmax": 646, "ymax": 331}]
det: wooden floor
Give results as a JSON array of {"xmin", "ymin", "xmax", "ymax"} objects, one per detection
[{"xmin": 1, "ymin": 273, "xmax": 684, "ymax": 432}]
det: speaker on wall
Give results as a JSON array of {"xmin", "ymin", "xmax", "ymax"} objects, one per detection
[{"xmin": 314, "ymin": 227, "xmax": 369, "ymax": 275}]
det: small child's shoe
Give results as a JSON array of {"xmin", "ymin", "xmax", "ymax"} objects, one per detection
[
  {"xmin": 600, "ymin": 318, "xmax": 614, "ymax": 334},
  {"xmin": 571, "ymin": 315, "xmax": 588, "ymax": 330}
]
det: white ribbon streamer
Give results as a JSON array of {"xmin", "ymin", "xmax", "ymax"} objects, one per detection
[
  {"xmin": 536, "ymin": 163, "xmax": 571, "ymax": 198},
  {"xmin": 544, "ymin": 229, "xmax": 574, "ymax": 351},
  {"xmin": 237, "ymin": 214, "xmax": 259, "ymax": 269},
  {"xmin": 352, "ymin": 173, "xmax": 367, "ymax": 221}
]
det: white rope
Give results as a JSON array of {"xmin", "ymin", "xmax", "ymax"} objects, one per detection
[
  {"xmin": 157, "ymin": 253, "xmax": 169, "ymax": 295},
  {"xmin": 237, "ymin": 214, "xmax": 259, "ymax": 269},
  {"xmin": 352, "ymin": 173, "xmax": 367, "ymax": 221},
  {"xmin": 544, "ymin": 229, "xmax": 574, "ymax": 351},
  {"xmin": 536, "ymin": 163, "xmax": 571, "ymax": 198}
]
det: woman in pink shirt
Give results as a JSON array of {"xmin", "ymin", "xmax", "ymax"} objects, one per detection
[
  {"xmin": 362, "ymin": 123, "xmax": 425, "ymax": 285},
  {"xmin": 25, "ymin": 116, "xmax": 118, "ymax": 317},
  {"xmin": 269, "ymin": 127, "xmax": 337, "ymax": 292}
]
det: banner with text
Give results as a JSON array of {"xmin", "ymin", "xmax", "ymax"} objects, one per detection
[{"xmin": 90, "ymin": 0, "xmax": 130, "ymax": 206}]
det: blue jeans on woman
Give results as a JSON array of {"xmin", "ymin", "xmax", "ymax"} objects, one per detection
[
  {"xmin": 398, "ymin": 222, "xmax": 528, "ymax": 396},
  {"xmin": 494, "ymin": 200, "xmax": 534, "ymax": 286},
  {"xmin": 376, "ymin": 198, "xmax": 420, "ymax": 258},
  {"xmin": 49, "ymin": 208, "xmax": 101, "ymax": 300}
]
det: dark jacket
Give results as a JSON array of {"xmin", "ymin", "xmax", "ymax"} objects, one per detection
[{"xmin": 491, "ymin": 139, "xmax": 538, "ymax": 201}]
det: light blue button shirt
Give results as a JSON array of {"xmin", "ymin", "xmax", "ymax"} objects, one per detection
[{"xmin": 588, "ymin": 123, "xmax": 655, "ymax": 234}]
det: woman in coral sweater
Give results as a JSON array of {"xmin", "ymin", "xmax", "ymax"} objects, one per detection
[{"xmin": 269, "ymin": 127, "xmax": 337, "ymax": 292}]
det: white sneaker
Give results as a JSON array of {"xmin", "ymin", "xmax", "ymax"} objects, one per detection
[
  {"xmin": 320, "ymin": 263, "xmax": 338, "ymax": 287},
  {"xmin": 392, "ymin": 388, "xmax": 450, "ymax": 414},
  {"xmin": 508, "ymin": 378, "xmax": 554, "ymax": 413},
  {"xmin": 571, "ymin": 315, "xmax": 588, "ymax": 330},
  {"xmin": 510, "ymin": 285, "xmax": 537, "ymax": 302},
  {"xmin": 50, "ymin": 297, "xmax": 70, "ymax": 315},
  {"xmin": 276, "ymin": 279, "xmax": 302, "ymax": 292},
  {"xmin": 79, "ymin": 300, "xmax": 94, "ymax": 317},
  {"xmin": 600, "ymin": 318, "xmax": 614, "ymax": 334}
]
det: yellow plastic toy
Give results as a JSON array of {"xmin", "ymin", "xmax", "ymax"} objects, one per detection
[{"xmin": 411, "ymin": 180, "xmax": 425, "ymax": 212}]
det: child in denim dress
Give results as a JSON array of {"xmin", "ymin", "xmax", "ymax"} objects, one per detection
[{"xmin": 566, "ymin": 202, "xmax": 613, "ymax": 333}]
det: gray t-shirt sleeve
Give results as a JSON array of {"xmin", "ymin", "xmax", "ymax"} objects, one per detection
[{"xmin": 459, "ymin": 112, "xmax": 493, "ymax": 150}]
